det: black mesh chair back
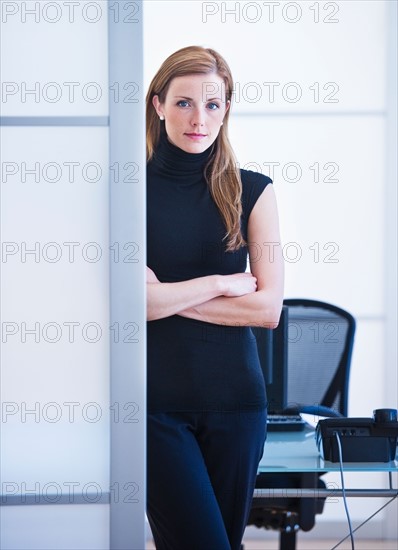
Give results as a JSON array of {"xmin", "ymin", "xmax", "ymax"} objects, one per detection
[
  {"xmin": 247, "ymin": 299, "xmax": 356, "ymax": 550},
  {"xmin": 284, "ymin": 298, "xmax": 356, "ymax": 416}
]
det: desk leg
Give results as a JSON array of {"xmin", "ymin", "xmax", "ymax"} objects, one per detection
[
  {"xmin": 299, "ymin": 473, "xmax": 319, "ymax": 531},
  {"xmin": 277, "ymin": 472, "xmax": 322, "ymax": 550},
  {"xmin": 280, "ymin": 531, "xmax": 297, "ymax": 550}
]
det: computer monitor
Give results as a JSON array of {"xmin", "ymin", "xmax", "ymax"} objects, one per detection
[{"xmin": 251, "ymin": 305, "xmax": 288, "ymax": 413}]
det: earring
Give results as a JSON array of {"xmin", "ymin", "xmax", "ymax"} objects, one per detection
[
  {"xmin": 221, "ymin": 122, "xmax": 224, "ymax": 126},
  {"xmin": 159, "ymin": 116, "xmax": 164, "ymax": 121}
]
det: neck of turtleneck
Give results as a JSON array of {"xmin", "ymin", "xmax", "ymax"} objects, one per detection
[{"xmin": 150, "ymin": 130, "xmax": 214, "ymax": 179}]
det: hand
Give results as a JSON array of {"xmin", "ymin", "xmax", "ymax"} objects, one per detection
[{"xmin": 221, "ymin": 272, "xmax": 257, "ymax": 297}]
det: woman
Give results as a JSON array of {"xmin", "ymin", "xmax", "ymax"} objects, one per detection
[{"xmin": 146, "ymin": 46, "xmax": 284, "ymax": 550}]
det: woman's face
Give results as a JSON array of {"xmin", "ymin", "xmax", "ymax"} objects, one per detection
[{"xmin": 152, "ymin": 73, "xmax": 230, "ymax": 154}]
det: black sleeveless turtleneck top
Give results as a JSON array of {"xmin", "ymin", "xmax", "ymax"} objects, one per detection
[{"xmin": 147, "ymin": 132, "xmax": 272, "ymax": 413}]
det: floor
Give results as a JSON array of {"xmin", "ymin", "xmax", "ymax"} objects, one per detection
[
  {"xmin": 239, "ymin": 539, "xmax": 398, "ymax": 550},
  {"xmin": 146, "ymin": 538, "xmax": 398, "ymax": 550}
]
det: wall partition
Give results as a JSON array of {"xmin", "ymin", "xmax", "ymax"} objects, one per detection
[
  {"xmin": 108, "ymin": 2, "xmax": 146, "ymax": 548},
  {"xmin": 0, "ymin": 1, "xmax": 146, "ymax": 549}
]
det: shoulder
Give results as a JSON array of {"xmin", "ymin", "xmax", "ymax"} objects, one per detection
[
  {"xmin": 240, "ymin": 169, "xmax": 273, "ymax": 216},
  {"xmin": 240, "ymin": 168, "xmax": 273, "ymax": 188}
]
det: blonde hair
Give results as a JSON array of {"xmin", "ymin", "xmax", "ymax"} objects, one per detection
[{"xmin": 146, "ymin": 45, "xmax": 245, "ymax": 251}]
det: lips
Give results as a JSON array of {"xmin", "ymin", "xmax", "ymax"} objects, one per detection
[{"xmin": 185, "ymin": 133, "xmax": 207, "ymax": 138}]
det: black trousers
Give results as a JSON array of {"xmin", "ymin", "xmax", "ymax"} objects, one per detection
[{"xmin": 147, "ymin": 409, "xmax": 267, "ymax": 550}]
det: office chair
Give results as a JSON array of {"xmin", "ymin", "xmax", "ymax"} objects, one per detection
[{"xmin": 247, "ymin": 299, "xmax": 356, "ymax": 550}]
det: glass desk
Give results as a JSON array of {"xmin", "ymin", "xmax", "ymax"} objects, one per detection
[
  {"xmin": 251, "ymin": 426, "xmax": 397, "ymax": 549},
  {"xmin": 255, "ymin": 425, "xmax": 398, "ymax": 498}
]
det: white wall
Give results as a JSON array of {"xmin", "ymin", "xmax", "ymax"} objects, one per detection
[{"xmin": 143, "ymin": 0, "xmax": 397, "ymax": 541}]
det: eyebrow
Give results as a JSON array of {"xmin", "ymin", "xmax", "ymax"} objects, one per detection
[{"xmin": 173, "ymin": 96, "xmax": 222, "ymax": 101}]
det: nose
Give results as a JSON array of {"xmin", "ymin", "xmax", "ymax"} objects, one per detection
[{"xmin": 191, "ymin": 106, "xmax": 205, "ymax": 127}]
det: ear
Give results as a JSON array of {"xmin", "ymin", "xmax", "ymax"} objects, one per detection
[{"xmin": 152, "ymin": 95, "xmax": 164, "ymax": 118}]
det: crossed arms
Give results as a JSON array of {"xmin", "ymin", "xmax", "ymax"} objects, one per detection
[{"xmin": 147, "ymin": 185, "xmax": 284, "ymax": 329}]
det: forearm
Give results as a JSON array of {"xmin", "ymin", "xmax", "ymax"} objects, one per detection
[
  {"xmin": 147, "ymin": 275, "xmax": 223, "ymax": 321},
  {"xmin": 179, "ymin": 288, "xmax": 283, "ymax": 329},
  {"xmin": 147, "ymin": 267, "xmax": 259, "ymax": 321}
]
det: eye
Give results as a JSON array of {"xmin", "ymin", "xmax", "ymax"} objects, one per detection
[
  {"xmin": 207, "ymin": 102, "xmax": 220, "ymax": 110},
  {"xmin": 176, "ymin": 100, "xmax": 190, "ymax": 107}
]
